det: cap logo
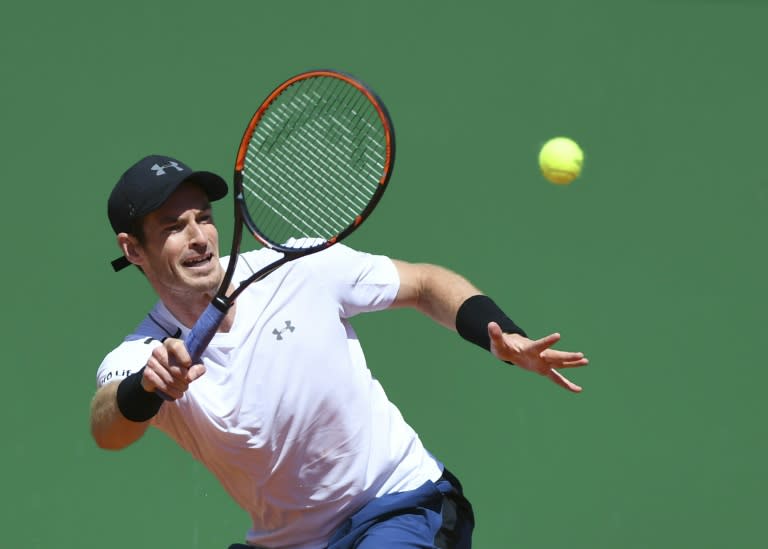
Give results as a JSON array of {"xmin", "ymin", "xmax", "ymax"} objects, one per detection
[{"xmin": 150, "ymin": 161, "xmax": 184, "ymax": 176}]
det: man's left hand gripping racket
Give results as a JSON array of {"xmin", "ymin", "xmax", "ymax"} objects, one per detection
[{"xmin": 158, "ymin": 70, "xmax": 395, "ymax": 401}]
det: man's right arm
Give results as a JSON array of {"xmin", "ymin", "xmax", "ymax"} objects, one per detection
[
  {"xmin": 90, "ymin": 338, "xmax": 206, "ymax": 450},
  {"xmin": 90, "ymin": 381, "xmax": 151, "ymax": 450}
]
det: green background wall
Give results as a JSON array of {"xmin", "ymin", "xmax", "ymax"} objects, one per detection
[{"xmin": 3, "ymin": 1, "xmax": 766, "ymax": 547}]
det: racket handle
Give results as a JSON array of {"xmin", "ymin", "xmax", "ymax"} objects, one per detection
[
  {"xmin": 185, "ymin": 299, "xmax": 228, "ymax": 362},
  {"xmin": 156, "ymin": 299, "xmax": 228, "ymax": 402}
]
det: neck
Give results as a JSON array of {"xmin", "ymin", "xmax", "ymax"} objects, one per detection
[{"xmin": 157, "ymin": 284, "xmax": 237, "ymax": 334}]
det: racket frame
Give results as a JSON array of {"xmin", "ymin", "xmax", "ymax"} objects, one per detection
[
  {"xmin": 159, "ymin": 69, "xmax": 395, "ymax": 399},
  {"xmin": 226, "ymin": 69, "xmax": 395, "ymax": 304}
]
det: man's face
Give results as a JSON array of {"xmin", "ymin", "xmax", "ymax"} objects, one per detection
[{"xmin": 134, "ymin": 182, "xmax": 223, "ymax": 298}]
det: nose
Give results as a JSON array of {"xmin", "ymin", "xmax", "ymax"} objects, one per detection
[{"xmin": 187, "ymin": 221, "xmax": 207, "ymax": 247}]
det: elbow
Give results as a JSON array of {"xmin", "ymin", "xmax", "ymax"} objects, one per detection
[
  {"xmin": 90, "ymin": 420, "xmax": 143, "ymax": 451},
  {"xmin": 89, "ymin": 381, "xmax": 145, "ymax": 451},
  {"xmin": 91, "ymin": 428, "xmax": 128, "ymax": 451},
  {"xmin": 92, "ymin": 434, "xmax": 130, "ymax": 451}
]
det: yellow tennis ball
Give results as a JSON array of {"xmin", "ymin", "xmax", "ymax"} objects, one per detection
[{"xmin": 539, "ymin": 137, "xmax": 584, "ymax": 184}]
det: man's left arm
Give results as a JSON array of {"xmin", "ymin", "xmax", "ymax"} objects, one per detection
[{"xmin": 390, "ymin": 259, "xmax": 588, "ymax": 392}]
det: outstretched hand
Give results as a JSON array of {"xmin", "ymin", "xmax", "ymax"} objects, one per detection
[{"xmin": 488, "ymin": 322, "xmax": 588, "ymax": 393}]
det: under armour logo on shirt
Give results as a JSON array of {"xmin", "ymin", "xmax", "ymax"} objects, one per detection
[
  {"xmin": 273, "ymin": 321, "xmax": 295, "ymax": 340},
  {"xmin": 151, "ymin": 161, "xmax": 184, "ymax": 176}
]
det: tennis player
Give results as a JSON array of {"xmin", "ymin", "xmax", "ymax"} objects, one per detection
[{"xmin": 90, "ymin": 154, "xmax": 589, "ymax": 549}]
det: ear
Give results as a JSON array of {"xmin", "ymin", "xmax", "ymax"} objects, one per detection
[{"xmin": 116, "ymin": 232, "xmax": 145, "ymax": 267}]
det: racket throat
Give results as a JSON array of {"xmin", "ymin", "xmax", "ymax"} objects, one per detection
[{"xmin": 211, "ymin": 295, "xmax": 232, "ymax": 313}]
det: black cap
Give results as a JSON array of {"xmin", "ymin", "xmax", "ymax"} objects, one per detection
[{"xmin": 108, "ymin": 154, "xmax": 228, "ymax": 272}]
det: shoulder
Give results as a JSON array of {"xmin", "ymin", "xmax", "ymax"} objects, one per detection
[
  {"xmin": 305, "ymin": 243, "xmax": 393, "ymax": 269},
  {"xmin": 304, "ymin": 244, "xmax": 400, "ymax": 314},
  {"xmin": 95, "ymin": 304, "xmax": 174, "ymax": 388},
  {"xmin": 228, "ymin": 248, "xmax": 283, "ymax": 278},
  {"xmin": 230, "ymin": 244, "xmax": 393, "ymax": 276}
]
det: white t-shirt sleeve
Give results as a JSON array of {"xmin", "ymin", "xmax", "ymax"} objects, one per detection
[
  {"xmin": 96, "ymin": 336, "xmax": 163, "ymax": 388},
  {"xmin": 304, "ymin": 244, "xmax": 400, "ymax": 319}
]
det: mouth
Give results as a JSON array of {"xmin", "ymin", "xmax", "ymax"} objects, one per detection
[{"xmin": 182, "ymin": 253, "xmax": 214, "ymax": 269}]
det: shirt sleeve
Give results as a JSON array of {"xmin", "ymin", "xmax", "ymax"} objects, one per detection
[
  {"xmin": 305, "ymin": 244, "xmax": 400, "ymax": 319},
  {"xmin": 96, "ymin": 336, "xmax": 163, "ymax": 388}
]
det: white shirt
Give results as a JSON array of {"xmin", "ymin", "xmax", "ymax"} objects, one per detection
[{"xmin": 97, "ymin": 244, "xmax": 442, "ymax": 549}]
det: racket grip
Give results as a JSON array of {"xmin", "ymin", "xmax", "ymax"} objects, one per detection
[
  {"xmin": 156, "ymin": 300, "xmax": 228, "ymax": 402},
  {"xmin": 185, "ymin": 300, "xmax": 228, "ymax": 363}
]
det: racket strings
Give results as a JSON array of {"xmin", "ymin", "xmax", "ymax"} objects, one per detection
[
  {"xmin": 242, "ymin": 75, "xmax": 387, "ymax": 249},
  {"xmin": 250, "ymin": 78, "xmax": 377, "ymax": 227}
]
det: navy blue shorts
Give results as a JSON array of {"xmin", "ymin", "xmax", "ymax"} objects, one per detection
[{"xmin": 229, "ymin": 468, "xmax": 474, "ymax": 549}]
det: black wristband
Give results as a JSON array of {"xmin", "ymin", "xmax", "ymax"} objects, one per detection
[
  {"xmin": 455, "ymin": 294, "xmax": 527, "ymax": 352},
  {"xmin": 116, "ymin": 367, "xmax": 163, "ymax": 422}
]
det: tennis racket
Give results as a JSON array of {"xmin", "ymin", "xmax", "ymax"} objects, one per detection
[{"xmin": 158, "ymin": 69, "xmax": 395, "ymax": 401}]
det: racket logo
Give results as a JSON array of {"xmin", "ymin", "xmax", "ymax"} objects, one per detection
[
  {"xmin": 272, "ymin": 320, "xmax": 296, "ymax": 341},
  {"xmin": 151, "ymin": 161, "xmax": 184, "ymax": 176}
]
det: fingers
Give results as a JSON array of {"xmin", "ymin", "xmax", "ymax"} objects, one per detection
[
  {"xmin": 534, "ymin": 332, "xmax": 562, "ymax": 350},
  {"xmin": 142, "ymin": 339, "xmax": 205, "ymax": 400},
  {"xmin": 487, "ymin": 322, "xmax": 505, "ymax": 346},
  {"xmin": 538, "ymin": 335, "xmax": 586, "ymax": 392},
  {"xmin": 164, "ymin": 338, "xmax": 193, "ymax": 369},
  {"xmin": 558, "ymin": 357, "xmax": 590, "ymax": 369},
  {"xmin": 186, "ymin": 363, "xmax": 206, "ymax": 382},
  {"xmin": 487, "ymin": 322, "xmax": 522, "ymax": 360},
  {"xmin": 488, "ymin": 322, "xmax": 537, "ymax": 345},
  {"xmin": 546, "ymin": 369, "xmax": 583, "ymax": 393},
  {"xmin": 488, "ymin": 325, "xmax": 588, "ymax": 391},
  {"xmin": 540, "ymin": 349, "xmax": 589, "ymax": 369}
]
